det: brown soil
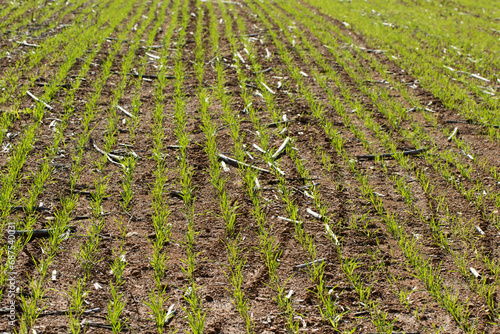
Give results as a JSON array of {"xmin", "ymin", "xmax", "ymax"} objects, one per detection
[{"xmin": 0, "ymin": 0, "xmax": 498, "ymax": 333}]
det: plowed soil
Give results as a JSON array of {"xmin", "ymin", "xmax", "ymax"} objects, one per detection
[{"xmin": 0, "ymin": 0, "xmax": 499, "ymax": 333}]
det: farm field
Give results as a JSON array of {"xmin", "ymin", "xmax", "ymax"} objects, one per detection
[{"xmin": 0, "ymin": 0, "xmax": 499, "ymax": 333}]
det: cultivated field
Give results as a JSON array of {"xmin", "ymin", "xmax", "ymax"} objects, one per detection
[{"xmin": 0, "ymin": 0, "xmax": 499, "ymax": 333}]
